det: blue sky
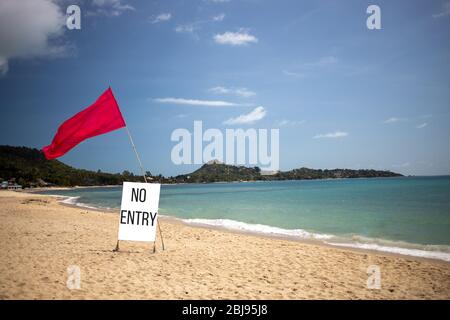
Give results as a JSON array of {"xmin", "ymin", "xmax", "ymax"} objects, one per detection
[{"xmin": 0, "ymin": 0, "xmax": 450, "ymax": 176}]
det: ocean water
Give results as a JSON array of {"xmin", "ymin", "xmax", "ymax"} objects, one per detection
[{"xmin": 38, "ymin": 176, "xmax": 450, "ymax": 261}]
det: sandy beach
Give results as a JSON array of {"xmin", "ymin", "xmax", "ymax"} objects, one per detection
[{"xmin": 0, "ymin": 190, "xmax": 449, "ymax": 300}]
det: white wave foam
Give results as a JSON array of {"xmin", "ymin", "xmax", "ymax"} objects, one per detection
[
  {"xmin": 327, "ymin": 242, "xmax": 450, "ymax": 262},
  {"xmin": 60, "ymin": 196, "xmax": 80, "ymax": 205},
  {"xmin": 183, "ymin": 218, "xmax": 450, "ymax": 262},
  {"xmin": 59, "ymin": 196, "xmax": 98, "ymax": 209},
  {"xmin": 46, "ymin": 195, "xmax": 450, "ymax": 262},
  {"xmin": 183, "ymin": 218, "xmax": 334, "ymax": 240}
]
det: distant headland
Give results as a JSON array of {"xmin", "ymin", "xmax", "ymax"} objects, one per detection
[{"xmin": 0, "ymin": 145, "xmax": 402, "ymax": 188}]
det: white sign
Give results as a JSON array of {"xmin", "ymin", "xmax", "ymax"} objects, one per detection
[{"xmin": 117, "ymin": 182, "xmax": 161, "ymax": 242}]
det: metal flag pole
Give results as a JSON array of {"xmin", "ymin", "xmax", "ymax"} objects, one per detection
[{"xmin": 114, "ymin": 126, "xmax": 166, "ymax": 253}]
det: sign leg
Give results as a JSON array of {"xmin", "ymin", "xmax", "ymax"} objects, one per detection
[
  {"xmin": 158, "ymin": 222, "xmax": 165, "ymax": 251},
  {"xmin": 113, "ymin": 240, "xmax": 120, "ymax": 252}
]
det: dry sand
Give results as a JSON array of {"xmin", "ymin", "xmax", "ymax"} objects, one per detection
[{"xmin": 0, "ymin": 190, "xmax": 449, "ymax": 299}]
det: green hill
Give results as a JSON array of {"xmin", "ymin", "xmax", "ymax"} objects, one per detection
[
  {"xmin": 0, "ymin": 145, "xmax": 145, "ymax": 187},
  {"xmin": 275, "ymin": 167, "xmax": 403, "ymax": 180},
  {"xmin": 0, "ymin": 145, "xmax": 402, "ymax": 187},
  {"xmin": 175, "ymin": 162, "xmax": 402, "ymax": 183},
  {"xmin": 177, "ymin": 163, "xmax": 262, "ymax": 183}
]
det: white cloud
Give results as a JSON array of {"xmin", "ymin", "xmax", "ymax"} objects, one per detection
[
  {"xmin": 214, "ymin": 30, "xmax": 258, "ymax": 46},
  {"xmin": 154, "ymin": 97, "xmax": 239, "ymax": 107},
  {"xmin": 384, "ymin": 117, "xmax": 400, "ymax": 124},
  {"xmin": 223, "ymin": 106, "xmax": 266, "ymax": 125},
  {"xmin": 433, "ymin": 2, "xmax": 450, "ymax": 18},
  {"xmin": 0, "ymin": 0, "xmax": 69, "ymax": 75},
  {"xmin": 175, "ymin": 24, "xmax": 196, "ymax": 33},
  {"xmin": 212, "ymin": 13, "xmax": 226, "ymax": 21},
  {"xmin": 234, "ymin": 88, "xmax": 256, "ymax": 98},
  {"xmin": 174, "ymin": 13, "xmax": 224, "ymax": 35},
  {"xmin": 92, "ymin": 0, "xmax": 134, "ymax": 16},
  {"xmin": 276, "ymin": 119, "xmax": 305, "ymax": 127},
  {"xmin": 209, "ymin": 86, "xmax": 256, "ymax": 98},
  {"xmin": 313, "ymin": 131, "xmax": 348, "ymax": 139},
  {"xmin": 383, "ymin": 117, "xmax": 407, "ymax": 124},
  {"xmin": 385, "ymin": 116, "xmax": 430, "ymax": 127},
  {"xmin": 152, "ymin": 13, "xmax": 171, "ymax": 24},
  {"xmin": 276, "ymin": 120, "xmax": 290, "ymax": 126},
  {"xmin": 209, "ymin": 86, "xmax": 229, "ymax": 94},
  {"xmin": 206, "ymin": 0, "xmax": 231, "ymax": 3},
  {"xmin": 416, "ymin": 122, "xmax": 428, "ymax": 129}
]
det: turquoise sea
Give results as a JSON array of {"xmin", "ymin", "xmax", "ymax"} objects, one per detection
[{"xmin": 39, "ymin": 176, "xmax": 450, "ymax": 261}]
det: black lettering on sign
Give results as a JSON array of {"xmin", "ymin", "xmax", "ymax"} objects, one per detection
[
  {"xmin": 120, "ymin": 210, "xmax": 127, "ymax": 224},
  {"xmin": 149, "ymin": 212, "xmax": 157, "ymax": 226},
  {"xmin": 131, "ymin": 188, "xmax": 146, "ymax": 202},
  {"xmin": 120, "ymin": 210, "xmax": 158, "ymax": 226},
  {"xmin": 142, "ymin": 211, "xmax": 149, "ymax": 226}
]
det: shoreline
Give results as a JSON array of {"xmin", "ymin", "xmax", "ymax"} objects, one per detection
[
  {"xmin": 1, "ymin": 190, "xmax": 449, "ymax": 299},
  {"xmin": 34, "ymin": 190, "xmax": 450, "ymax": 265},
  {"xmin": 178, "ymin": 219, "xmax": 450, "ymax": 266},
  {"xmin": 19, "ymin": 175, "xmax": 426, "ymax": 193},
  {"xmin": 23, "ymin": 185, "xmax": 122, "ymax": 192}
]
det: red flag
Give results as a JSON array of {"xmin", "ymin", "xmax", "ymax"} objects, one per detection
[{"xmin": 42, "ymin": 87, "xmax": 126, "ymax": 160}]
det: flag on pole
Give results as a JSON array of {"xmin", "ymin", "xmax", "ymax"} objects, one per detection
[{"xmin": 42, "ymin": 87, "xmax": 126, "ymax": 160}]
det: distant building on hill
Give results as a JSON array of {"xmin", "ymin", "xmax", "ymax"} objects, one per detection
[
  {"xmin": 7, "ymin": 184, "xmax": 22, "ymax": 190},
  {"xmin": 0, "ymin": 180, "xmax": 22, "ymax": 190}
]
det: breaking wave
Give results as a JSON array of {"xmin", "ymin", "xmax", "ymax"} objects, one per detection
[{"xmin": 182, "ymin": 218, "xmax": 334, "ymax": 240}]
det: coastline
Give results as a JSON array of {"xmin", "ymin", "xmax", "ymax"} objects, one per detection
[
  {"xmin": 61, "ymin": 201, "xmax": 450, "ymax": 265},
  {"xmin": 43, "ymin": 188, "xmax": 450, "ymax": 264},
  {"xmin": 20, "ymin": 175, "xmax": 417, "ymax": 193},
  {"xmin": 1, "ymin": 190, "xmax": 449, "ymax": 299},
  {"xmin": 23, "ymin": 185, "xmax": 122, "ymax": 192}
]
